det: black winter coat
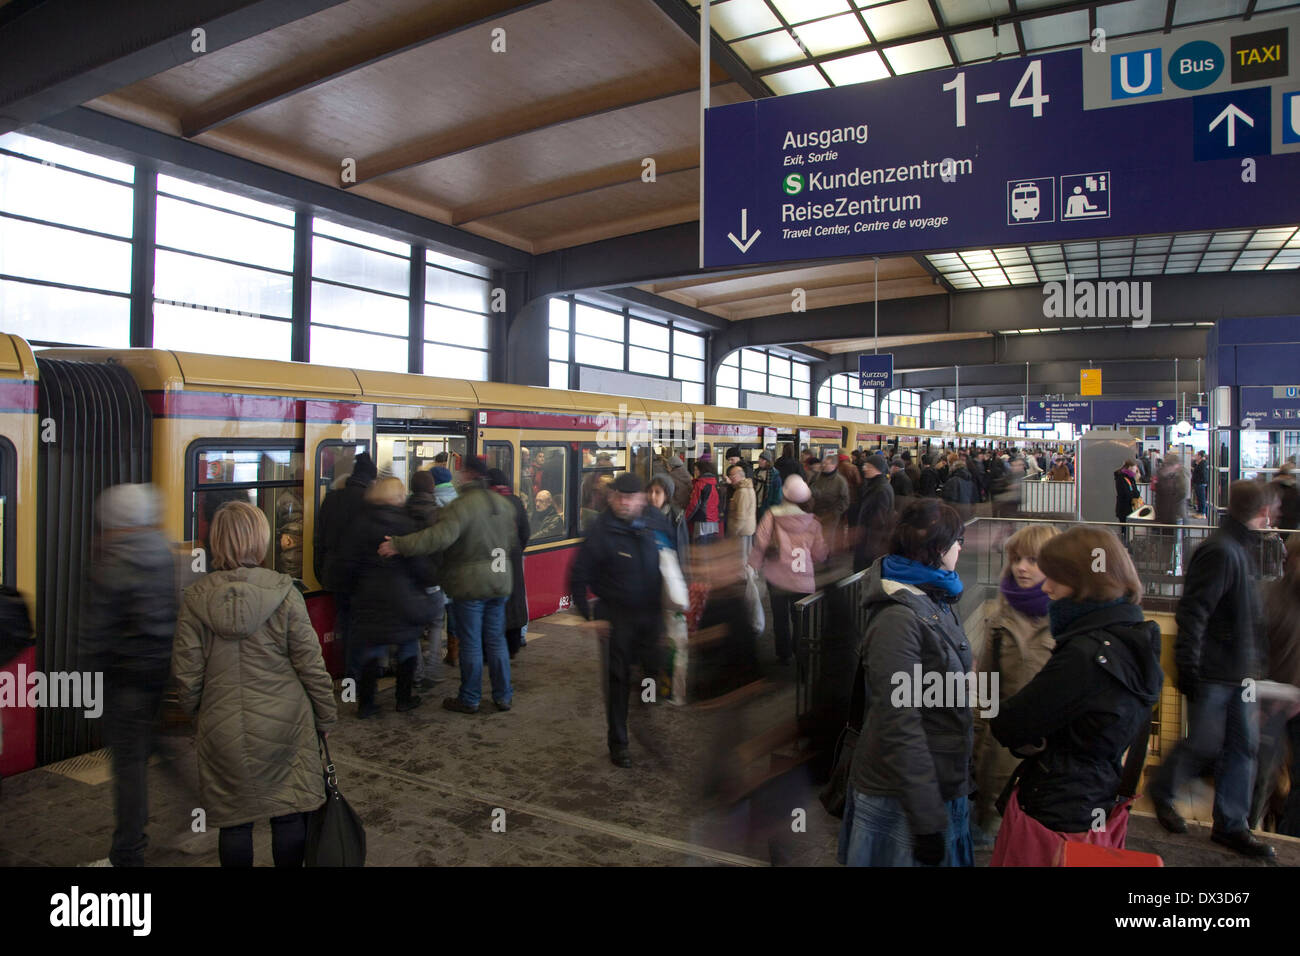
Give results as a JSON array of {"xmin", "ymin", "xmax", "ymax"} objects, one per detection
[
  {"xmin": 337, "ymin": 504, "xmax": 438, "ymax": 646},
  {"xmin": 918, "ymin": 466, "xmax": 942, "ymax": 497},
  {"xmin": 941, "ymin": 469, "xmax": 977, "ymax": 504},
  {"xmin": 81, "ymin": 530, "xmax": 178, "ymax": 671},
  {"xmin": 890, "ymin": 471, "xmax": 914, "ymax": 499},
  {"xmin": 569, "ymin": 506, "xmax": 671, "ymax": 620},
  {"xmin": 991, "ymin": 602, "xmax": 1162, "ymax": 832},
  {"xmin": 406, "ymin": 491, "xmax": 441, "ymax": 529},
  {"xmin": 316, "ymin": 477, "xmax": 369, "ymax": 591},
  {"xmin": 1114, "ymin": 470, "xmax": 1139, "ymax": 521},
  {"xmin": 853, "ymin": 474, "xmax": 894, "ymax": 572},
  {"xmin": 1175, "ymin": 515, "xmax": 1266, "ymax": 689}
]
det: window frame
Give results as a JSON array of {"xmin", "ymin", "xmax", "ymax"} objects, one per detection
[
  {"xmin": 314, "ymin": 438, "xmax": 372, "ymax": 510},
  {"xmin": 522, "ymin": 441, "xmax": 573, "ymax": 546}
]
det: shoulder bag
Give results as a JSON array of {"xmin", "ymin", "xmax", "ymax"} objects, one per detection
[{"xmin": 305, "ymin": 735, "xmax": 367, "ymax": 867}]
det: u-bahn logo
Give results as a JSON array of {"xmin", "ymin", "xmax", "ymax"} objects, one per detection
[{"xmin": 1111, "ymin": 48, "xmax": 1162, "ymax": 99}]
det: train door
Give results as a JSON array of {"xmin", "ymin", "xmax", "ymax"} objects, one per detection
[{"xmin": 375, "ymin": 421, "xmax": 470, "ymax": 487}]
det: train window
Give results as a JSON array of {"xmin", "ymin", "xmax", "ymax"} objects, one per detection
[
  {"xmin": 189, "ymin": 443, "xmax": 304, "ymax": 578},
  {"xmin": 523, "ymin": 443, "xmax": 569, "ymax": 544},
  {"xmin": 316, "ymin": 440, "xmax": 371, "ymax": 509},
  {"xmin": 375, "ymin": 434, "xmax": 467, "ymax": 485},
  {"xmin": 578, "ymin": 442, "xmax": 626, "ymax": 532},
  {"xmin": 484, "ymin": 442, "xmax": 515, "ymax": 490}
]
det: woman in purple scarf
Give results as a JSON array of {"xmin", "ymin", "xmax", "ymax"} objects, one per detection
[{"xmin": 971, "ymin": 524, "xmax": 1060, "ymax": 843}]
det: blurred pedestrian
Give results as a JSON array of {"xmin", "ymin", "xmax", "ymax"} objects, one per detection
[
  {"xmin": 81, "ymin": 483, "xmax": 178, "ymax": 867},
  {"xmin": 315, "ymin": 451, "xmax": 377, "ymax": 684},
  {"xmin": 1192, "ymin": 451, "xmax": 1209, "ymax": 518},
  {"xmin": 407, "ymin": 470, "xmax": 447, "ymax": 691},
  {"xmin": 1253, "ymin": 534, "xmax": 1300, "ymax": 834},
  {"xmin": 686, "ymin": 458, "xmax": 722, "ymax": 543},
  {"xmin": 748, "ymin": 475, "xmax": 826, "ymax": 665},
  {"xmin": 488, "ymin": 468, "xmax": 531, "ymax": 659},
  {"xmin": 172, "ymin": 501, "xmax": 337, "ymax": 867},
  {"xmin": 725, "ymin": 463, "xmax": 756, "ymax": 559},
  {"xmin": 810, "ymin": 453, "xmax": 850, "ymax": 549},
  {"xmin": 753, "ymin": 450, "xmax": 781, "ymax": 522},
  {"xmin": 853, "ymin": 454, "xmax": 894, "ymax": 573}
]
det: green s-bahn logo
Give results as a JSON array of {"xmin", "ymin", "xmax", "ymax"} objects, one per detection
[{"xmin": 783, "ymin": 173, "xmax": 804, "ymax": 195}]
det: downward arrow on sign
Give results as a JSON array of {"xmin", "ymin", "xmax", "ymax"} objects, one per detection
[
  {"xmin": 728, "ymin": 208, "xmax": 761, "ymax": 253},
  {"xmin": 1209, "ymin": 103, "xmax": 1254, "ymax": 147}
]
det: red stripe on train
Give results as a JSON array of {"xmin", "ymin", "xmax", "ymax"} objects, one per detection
[{"xmin": 143, "ymin": 391, "xmax": 375, "ymax": 424}]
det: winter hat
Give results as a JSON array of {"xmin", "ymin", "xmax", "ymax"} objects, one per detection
[
  {"xmin": 648, "ymin": 473, "xmax": 674, "ymax": 498},
  {"xmin": 758, "ymin": 450, "xmax": 773, "ymax": 464},
  {"xmin": 783, "ymin": 474, "xmax": 812, "ymax": 504},
  {"xmin": 98, "ymin": 482, "xmax": 162, "ymax": 530},
  {"xmin": 431, "ymin": 466, "xmax": 453, "ymax": 485},
  {"xmin": 667, "ymin": 454, "xmax": 685, "ymax": 468},
  {"xmin": 725, "ymin": 446, "xmax": 741, "ymax": 460},
  {"xmin": 463, "ymin": 455, "xmax": 488, "ymax": 478},
  {"xmin": 865, "ymin": 454, "xmax": 888, "ymax": 474},
  {"xmin": 890, "ymin": 457, "xmax": 905, "ymax": 469},
  {"xmin": 352, "ymin": 451, "xmax": 378, "ymax": 482},
  {"xmin": 612, "ymin": 472, "xmax": 644, "ymax": 494}
]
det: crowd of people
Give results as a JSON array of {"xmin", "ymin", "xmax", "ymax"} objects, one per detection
[{"xmin": 55, "ymin": 433, "xmax": 1300, "ymax": 868}]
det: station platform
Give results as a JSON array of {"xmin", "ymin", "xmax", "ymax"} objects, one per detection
[{"xmin": 0, "ymin": 610, "xmax": 1293, "ymax": 868}]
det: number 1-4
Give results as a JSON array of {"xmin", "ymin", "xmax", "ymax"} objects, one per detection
[{"xmin": 942, "ymin": 60, "xmax": 1049, "ymax": 127}]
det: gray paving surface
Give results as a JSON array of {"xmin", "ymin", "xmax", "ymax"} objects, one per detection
[{"xmin": 0, "ymin": 607, "xmax": 1295, "ymax": 867}]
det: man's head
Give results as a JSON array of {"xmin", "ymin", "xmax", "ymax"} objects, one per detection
[
  {"xmin": 863, "ymin": 454, "xmax": 887, "ymax": 479},
  {"xmin": 433, "ymin": 452, "xmax": 449, "ymax": 466},
  {"xmin": 727, "ymin": 464, "xmax": 745, "ymax": 485},
  {"xmin": 534, "ymin": 451, "xmax": 546, "ymax": 467},
  {"xmin": 535, "ymin": 490, "xmax": 554, "ymax": 512},
  {"xmin": 1228, "ymin": 479, "xmax": 1278, "ymax": 530},
  {"xmin": 1195, "ymin": 451, "xmax": 1205, "ymax": 460},
  {"xmin": 725, "ymin": 447, "xmax": 741, "ymax": 464},
  {"xmin": 890, "ymin": 457, "xmax": 904, "ymax": 473},
  {"xmin": 758, "ymin": 450, "xmax": 773, "ymax": 471},
  {"xmin": 460, "ymin": 455, "xmax": 488, "ymax": 484},
  {"xmin": 608, "ymin": 472, "xmax": 646, "ymax": 521},
  {"xmin": 822, "ymin": 454, "xmax": 838, "ymax": 474}
]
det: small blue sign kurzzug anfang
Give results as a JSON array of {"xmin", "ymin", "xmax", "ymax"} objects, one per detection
[
  {"xmin": 858, "ymin": 353, "xmax": 893, "ymax": 390},
  {"xmin": 702, "ymin": 13, "xmax": 1298, "ymax": 268}
]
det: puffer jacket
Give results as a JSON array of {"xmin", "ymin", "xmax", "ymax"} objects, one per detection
[
  {"xmin": 1175, "ymin": 515, "xmax": 1266, "ymax": 688},
  {"xmin": 727, "ymin": 478, "xmax": 756, "ymax": 537},
  {"xmin": 850, "ymin": 564, "xmax": 974, "ymax": 837},
  {"xmin": 80, "ymin": 530, "xmax": 178, "ymax": 671},
  {"xmin": 748, "ymin": 503, "xmax": 826, "ymax": 594},
  {"xmin": 336, "ymin": 503, "xmax": 438, "ymax": 646},
  {"xmin": 390, "ymin": 480, "xmax": 516, "ymax": 601},
  {"xmin": 991, "ymin": 602, "xmax": 1162, "ymax": 832},
  {"xmin": 971, "ymin": 590, "xmax": 1053, "ymax": 826},
  {"xmin": 172, "ymin": 567, "xmax": 337, "ymax": 828}
]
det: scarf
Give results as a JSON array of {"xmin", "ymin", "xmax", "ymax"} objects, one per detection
[
  {"xmin": 1048, "ymin": 596, "xmax": 1126, "ymax": 637},
  {"xmin": 1000, "ymin": 572, "xmax": 1050, "ymax": 619},
  {"xmin": 881, "ymin": 554, "xmax": 963, "ymax": 597}
]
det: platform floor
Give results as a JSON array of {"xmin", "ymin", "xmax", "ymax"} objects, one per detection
[{"xmin": 0, "ymin": 609, "xmax": 1293, "ymax": 867}]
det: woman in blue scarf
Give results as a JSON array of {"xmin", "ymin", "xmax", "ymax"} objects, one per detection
[
  {"xmin": 839, "ymin": 499, "xmax": 974, "ymax": 867},
  {"xmin": 971, "ymin": 524, "xmax": 1059, "ymax": 844}
]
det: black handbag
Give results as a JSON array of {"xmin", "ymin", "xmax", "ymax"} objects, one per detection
[
  {"xmin": 818, "ymin": 653, "xmax": 867, "ymax": 818},
  {"xmin": 305, "ymin": 735, "xmax": 367, "ymax": 867}
]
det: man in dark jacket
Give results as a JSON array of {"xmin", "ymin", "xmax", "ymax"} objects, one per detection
[
  {"xmin": 316, "ymin": 451, "xmax": 377, "ymax": 683},
  {"xmin": 1150, "ymin": 480, "xmax": 1278, "ymax": 857},
  {"xmin": 81, "ymin": 483, "xmax": 178, "ymax": 867},
  {"xmin": 854, "ymin": 454, "xmax": 894, "ymax": 572},
  {"xmin": 569, "ymin": 473, "xmax": 672, "ymax": 768},
  {"xmin": 918, "ymin": 455, "xmax": 942, "ymax": 497},
  {"xmin": 888, "ymin": 458, "xmax": 914, "ymax": 500},
  {"xmin": 1191, "ymin": 451, "xmax": 1210, "ymax": 518},
  {"xmin": 406, "ymin": 469, "xmax": 447, "ymax": 691}
]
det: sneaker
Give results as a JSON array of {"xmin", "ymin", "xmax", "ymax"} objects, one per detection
[
  {"xmin": 494, "ymin": 699, "xmax": 512, "ymax": 712},
  {"xmin": 1154, "ymin": 800, "xmax": 1187, "ymax": 834},
  {"xmin": 396, "ymin": 696, "xmax": 423, "ymax": 713},
  {"xmin": 609, "ymin": 750, "xmax": 631, "ymax": 768},
  {"xmin": 1210, "ymin": 828, "xmax": 1275, "ymax": 859},
  {"xmin": 442, "ymin": 697, "xmax": 478, "ymax": 714}
]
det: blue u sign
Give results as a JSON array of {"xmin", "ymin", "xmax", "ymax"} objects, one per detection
[{"xmin": 1111, "ymin": 48, "xmax": 1162, "ymax": 100}]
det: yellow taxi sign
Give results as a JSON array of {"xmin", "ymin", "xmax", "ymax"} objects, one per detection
[{"xmin": 1081, "ymin": 369, "xmax": 1102, "ymax": 396}]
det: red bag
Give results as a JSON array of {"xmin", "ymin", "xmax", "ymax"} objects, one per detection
[{"xmin": 990, "ymin": 789, "xmax": 1132, "ymax": 867}]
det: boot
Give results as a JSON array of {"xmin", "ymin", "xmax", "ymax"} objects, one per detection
[
  {"xmin": 443, "ymin": 633, "xmax": 459, "ymax": 666},
  {"xmin": 395, "ymin": 657, "xmax": 422, "ymax": 712},
  {"xmin": 357, "ymin": 660, "xmax": 380, "ymax": 719}
]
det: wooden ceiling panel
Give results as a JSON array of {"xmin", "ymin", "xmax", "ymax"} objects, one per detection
[{"xmin": 815, "ymin": 332, "xmax": 991, "ymax": 354}]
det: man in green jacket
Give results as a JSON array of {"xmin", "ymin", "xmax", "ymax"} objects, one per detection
[{"xmin": 380, "ymin": 456, "xmax": 516, "ymax": 714}]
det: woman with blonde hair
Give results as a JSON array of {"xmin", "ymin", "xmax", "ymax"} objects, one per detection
[
  {"xmin": 971, "ymin": 523, "xmax": 1059, "ymax": 843},
  {"xmin": 989, "ymin": 527, "xmax": 1162, "ymax": 865},
  {"xmin": 172, "ymin": 501, "xmax": 337, "ymax": 867}
]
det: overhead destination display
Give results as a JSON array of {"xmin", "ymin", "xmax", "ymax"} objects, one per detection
[
  {"xmin": 1023, "ymin": 399, "xmax": 1176, "ymax": 426},
  {"xmin": 703, "ymin": 13, "xmax": 1299, "ymax": 268}
]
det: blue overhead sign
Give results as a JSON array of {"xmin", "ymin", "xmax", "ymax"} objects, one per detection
[
  {"xmin": 1241, "ymin": 385, "xmax": 1300, "ymax": 426},
  {"xmin": 1027, "ymin": 401, "xmax": 1093, "ymax": 425},
  {"xmin": 858, "ymin": 353, "xmax": 893, "ymax": 389},
  {"xmin": 1092, "ymin": 399, "xmax": 1177, "ymax": 425},
  {"xmin": 702, "ymin": 13, "xmax": 1299, "ymax": 268}
]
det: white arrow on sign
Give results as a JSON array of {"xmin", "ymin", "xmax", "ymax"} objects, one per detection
[
  {"xmin": 727, "ymin": 208, "xmax": 761, "ymax": 254},
  {"xmin": 1209, "ymin": 103, "xmax": 1254, "ymax": 147}
]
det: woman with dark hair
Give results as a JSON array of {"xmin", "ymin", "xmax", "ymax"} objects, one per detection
[
  {"xmin": 989, "ymin": 527, "xmax": 1163, "ymax": 865},
  {"xmin": 487, "ymin": 467, "xmax": 530, "ymax": 658},
  {"xmin": 1114, "ymin": 459, "xmax": 1140, "ymax": 524},
  {"xmin": 839, "ymin": 499, "xmax": 973, "ymax": 867}
]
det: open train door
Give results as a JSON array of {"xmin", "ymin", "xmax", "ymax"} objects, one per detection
[{"xmin": 303, "ymin": 399, "xmax": 374, "ymax": 676}]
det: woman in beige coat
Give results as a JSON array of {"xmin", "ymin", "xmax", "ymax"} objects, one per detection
[
  {"xmin": 971, "ymin": 523, "xmax": 1059, "ymax": 843},
  {"xmin": 173, "ymin": 501, "xmax": 338, "ymax": 867}
]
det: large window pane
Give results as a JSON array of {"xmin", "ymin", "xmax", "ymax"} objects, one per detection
[
  {"xmin": 549, "ymin": 361, "xmax": 569, "ymax": 389},
  {"xmin": 628, "ymin": 346, "xmax": 669, "ymax": 377},
  {"xmin": 575, "ymin": 303, "xmax": 622, "ymax": 340},
  {"xmin": 154, "ymin": 303, "xmax": 290, "ymax": 360},
  {"xmin": 426, "ymin": 248, "xmax": 492, "ymax": 279},
  {"xmin": 742, "ymin": 369, "xmax": 766, "ymax": 393},
  {"xmin": 157, "ymin": 174, "xmax": 293, "ymax": 225},
  {"xmin": 549, "ymin": 328, "xmax": 569, "ymax": 361},
  {"xmin": 426, "ymin": 266, "xmax": 490, "ymax": 313},
  {"xmin": 769, "ymin": 356, "xmax": 791, "ymax": 380},
  {"xmin": 312, "ymin": 235, "xmax": 409, "ymax": 296},
  {"xmin": 0, "ymin": 132, "xmax": 133, "ymax": 182},
  {"xmin": 716, "ymin": 363, "xmax": 738, "ymax": 388},
  {"xmin": 682, "ymin": 382, "xmax": 705, "ymax": 405},
  {"xmin": 155, "ymin": 250, "xmax": 292, "ymax": 317},
  {"xmin": 156, "ymin": 197, "xmax": 293, "ymax": 270},
  {"xmin": 312, "ymin": 281, "xmax": 408, "ymax": 336},
  {"xmin": 742, "ymin": 348, "xmax": 767, "ymax": 372},
  {"xmin": 675, "ymin": 356, "xmax": 705, "ymax": 382},
  {"xmin": 549, "ymin": 298, "xmax": 570, "ymax": 329},
  {"xmin": 1, "ymin": 155, "xmax": 133, "ymax": 237},
  {"xmin": 0, "ymin": 279, "xmax": 128, "ymax": 346},
  {"xmin": 314, "ymin": 218, "xmax": 409, "ymax": 256},
  {"xmin": 629, "ymin": 318, "xmax": 669, "ymax": 351},
  {"xmin": 769, "ymin": 376, "xmax": 791, "ymax": 397},
  {"xmin": 716, "ymin": 386, "xmax": 739, "ymax": 408},
  {"xmin": 313, "ymin": 326, "xmax": 407, "ymax": 372},
  {"xmin": 674, "ymin": 329, "xmax": 705, "ymax": 358},
  {"xmin": 793, "ymin": 361, "xmax": 811, "ymax": 382},
  {"xmin": 425, "ymin": 303, "xmax": 487, "ymax": 348},
  {"xmin": 575, "ymin": 333, "xmax": 623, "ymax": 369},
  {"xmin": 424, "ymin": 343, "xmax": 487, "ymax": 381},
  {"xmin": 0, "ymin": 217, "xmax": 130, "ymax": 292}
]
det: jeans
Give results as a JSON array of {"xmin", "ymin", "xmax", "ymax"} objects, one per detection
[
  {"xmin": 103, "ymin": 662, "xmax": 170, "ymax": 867},
  {"xmin": 452, "ymin": 596, "xmax": 511, "ymax": 708},
  {"xmin": 837, "ymin": 787, "xmax": 973, "ymax": 867},
  {"xmin": 601, "ymin": 608, "xmax": 663, "ymax": 753},
  {"xmin": 413, "ymin": 587, "xmax": 446, "ymax": 683},
  {"xmin": 218, "ymin": 812, "xmax": 308, "ymax": 867},
  {"xmin": 767, "ymin": 584, "xmax": 807, "ymax": 663},
  {"xmin": 1195, "ymin": 483, "xmax": 1208, "ymax": 516},
  {"xmin": 1150, "ymin": 680, "xmax": 1260, "ymax": 833}
]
